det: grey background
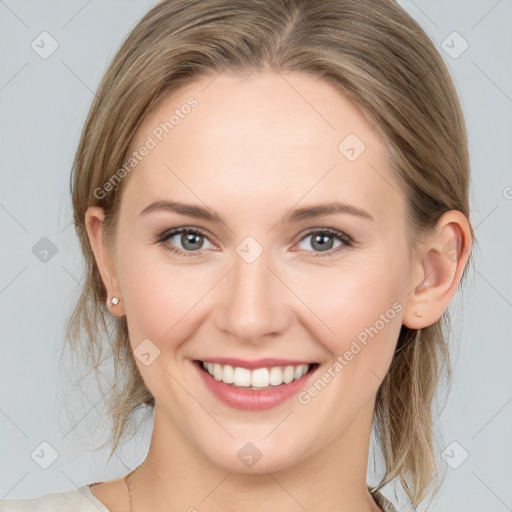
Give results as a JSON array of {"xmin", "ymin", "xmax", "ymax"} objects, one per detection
[{"xmin": 0, "ymin": 1, "xmax": 511, "ymax": 510}]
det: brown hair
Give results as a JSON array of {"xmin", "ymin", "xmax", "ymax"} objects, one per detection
[{"xmin": 64, "ymin": 0, "xmax": 473, "ymax": 507}]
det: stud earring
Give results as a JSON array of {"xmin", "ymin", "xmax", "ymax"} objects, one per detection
[
  {"xmin": 111, "ymin": 297, "xmax": 120, "ymax": 305},
  {"xmin": 415, "ymin": 311, "xmax": 422, "ymax": 317}
]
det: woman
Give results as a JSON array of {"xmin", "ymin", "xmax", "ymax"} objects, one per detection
[{"xmin": 0, "ymin": 0, "xmax": 472, "ymax": 510}]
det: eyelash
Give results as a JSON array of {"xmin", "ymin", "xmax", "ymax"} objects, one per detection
[{"xmin": 156, "ymin": 226, "xmax": 355, "ymax": 258}]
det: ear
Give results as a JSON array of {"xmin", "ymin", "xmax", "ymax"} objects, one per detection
[
  {"xmin": 403, "ymin": 210, "xmax": 472, "ymax": 329},
  {"xmin": 85, "ymin": 206, "xmax": 126, "ymax": 318}
]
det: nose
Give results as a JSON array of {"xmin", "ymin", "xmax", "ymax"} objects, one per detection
[{"xmin": 213, "ymin": 248, "xmax": 291, "ymax": 344}]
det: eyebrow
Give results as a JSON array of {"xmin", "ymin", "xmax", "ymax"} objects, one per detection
[
  {"xmin": 139, "ymin": 200, "xmax": 374, "ymax": 223},
  {"xmin": 139, "ymin": 200, "xmax": 222, "ymax": 222},
  {"xmin": 283, "ymin": 202, "xmax": 374, "ymax": 223}
]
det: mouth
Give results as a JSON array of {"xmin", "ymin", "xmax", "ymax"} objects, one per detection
[{"xmin": 195, "ymin": 359, "xmax": 319, "ymax": 391}]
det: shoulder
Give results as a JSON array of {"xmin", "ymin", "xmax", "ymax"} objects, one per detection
[{"xmin": 0, "ymin": 484, "xmax": 110, "ymax": 512}]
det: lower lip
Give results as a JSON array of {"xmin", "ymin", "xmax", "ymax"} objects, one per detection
[{"xmin": 195, "ymin": 361, "xmax": 317, "ymax": 411}]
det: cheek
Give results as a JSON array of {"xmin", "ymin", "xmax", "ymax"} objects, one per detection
[
  {"xmin": 294, "ymin": 247, "xmax": 409, "ymax": 369},
  {"xmin": 116, "ymin": 240, "xmax": 213, "ymax": 346},
  {"xmin": 287, "ymin": 252, "xmax": 407, "ymax": 442}
]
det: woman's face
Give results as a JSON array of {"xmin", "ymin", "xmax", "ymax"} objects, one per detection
[{"xmin": 98, "ymin": 70, "xmax": 421, "ymax": 472}]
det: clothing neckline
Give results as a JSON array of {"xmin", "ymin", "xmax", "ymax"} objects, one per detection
[
  {"xmin": 84, "ymin": 481, "xmax": 396, "ymax": 512},
  {"xmin": 82, "ymin": 483, "xmax": 111, "ymax": 512}
]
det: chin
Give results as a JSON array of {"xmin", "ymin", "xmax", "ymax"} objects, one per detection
[{"xmin": 196, "ymin": 434, "xmax": 310, "ymax": 475}]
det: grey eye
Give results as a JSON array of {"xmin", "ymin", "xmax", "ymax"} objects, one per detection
[
  {"xmin": 297, "ymin": 232, "xmax": 343, "ymax": 252},
  {"xmin": 168, "ymin": 231, "xmax": 213, "ymax": 251}
]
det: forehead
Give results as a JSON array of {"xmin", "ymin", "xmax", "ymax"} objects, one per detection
[{"xmin": 122, "ymin": 70, "xmax": 403, "ymax": 223}]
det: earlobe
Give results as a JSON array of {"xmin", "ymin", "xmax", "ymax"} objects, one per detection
[
  {"xmin": 403, "ymin": 210, "xmax": 472, "ymax": 329},
  {"xmin": 85, "ymin": 206, "xmax": 126, "ymax": 317}
]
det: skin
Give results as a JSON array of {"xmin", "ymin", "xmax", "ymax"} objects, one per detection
[{"xmin": 85, "ymin": 70, "xmax": 472, "ymax": 512}]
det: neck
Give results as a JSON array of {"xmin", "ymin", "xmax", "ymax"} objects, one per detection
[{"xmin": 128, "ymin": 400, "xmax": 382, "ymax": 512}]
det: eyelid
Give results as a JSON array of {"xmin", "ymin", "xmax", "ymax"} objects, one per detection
[
  {"xmin": 157, "ymin": 226, "xmax": 219, "ymax": 257},
  {"xmin": 157, "ymin": 225, "xmax": 355, "ymax": 257},
  {"xmin": 291, "ymin": 227, "xmax": 355, "ymax": 256}
]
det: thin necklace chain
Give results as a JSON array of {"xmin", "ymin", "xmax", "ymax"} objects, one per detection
[{"xmin": 124, "ymin": 466, "xmax": 139, "ymax": 512}]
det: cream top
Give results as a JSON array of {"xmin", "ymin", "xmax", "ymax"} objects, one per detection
[{"xmin": 0, "ymin": 482, "xmax": 398, "ymax": 511}]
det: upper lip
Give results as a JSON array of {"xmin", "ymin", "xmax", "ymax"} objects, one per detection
[{"xmin": 196, "ymin": 358, "xmax": 315, "ymax": 369}]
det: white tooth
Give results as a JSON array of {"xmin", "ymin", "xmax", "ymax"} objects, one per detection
[
  {"xmin": 282, "ymin": 365, "xmax": 294, "ymax": 384},
  {"xmin": 233, "ymin": 367, "xmax": 251, "ymax": 387},
  {"xmin": 251, "ymin": 368, "xmax": 270, "ymax": 387},
  {"xmin": 202, "ymin": 362, "xmax": 311, "ymax": 387},
  {"xmin": 223, "ymin": 364, "xmax": 234, "ymax": 383},
  {"xmin": 269, "ymin": 367, "xmax": 283, "ymax": 386},
  {"xmin": 294, "ymin": 364, "xmax": 309, "ymax": 379},
  {"xmin": 213, "ymin": 363, "xmax": 223, "ymax": 381}
]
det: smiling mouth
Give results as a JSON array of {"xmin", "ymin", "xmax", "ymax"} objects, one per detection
[{"xmin": 195, "ymin": 360, "xmax": 319, "ymax": 390}]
